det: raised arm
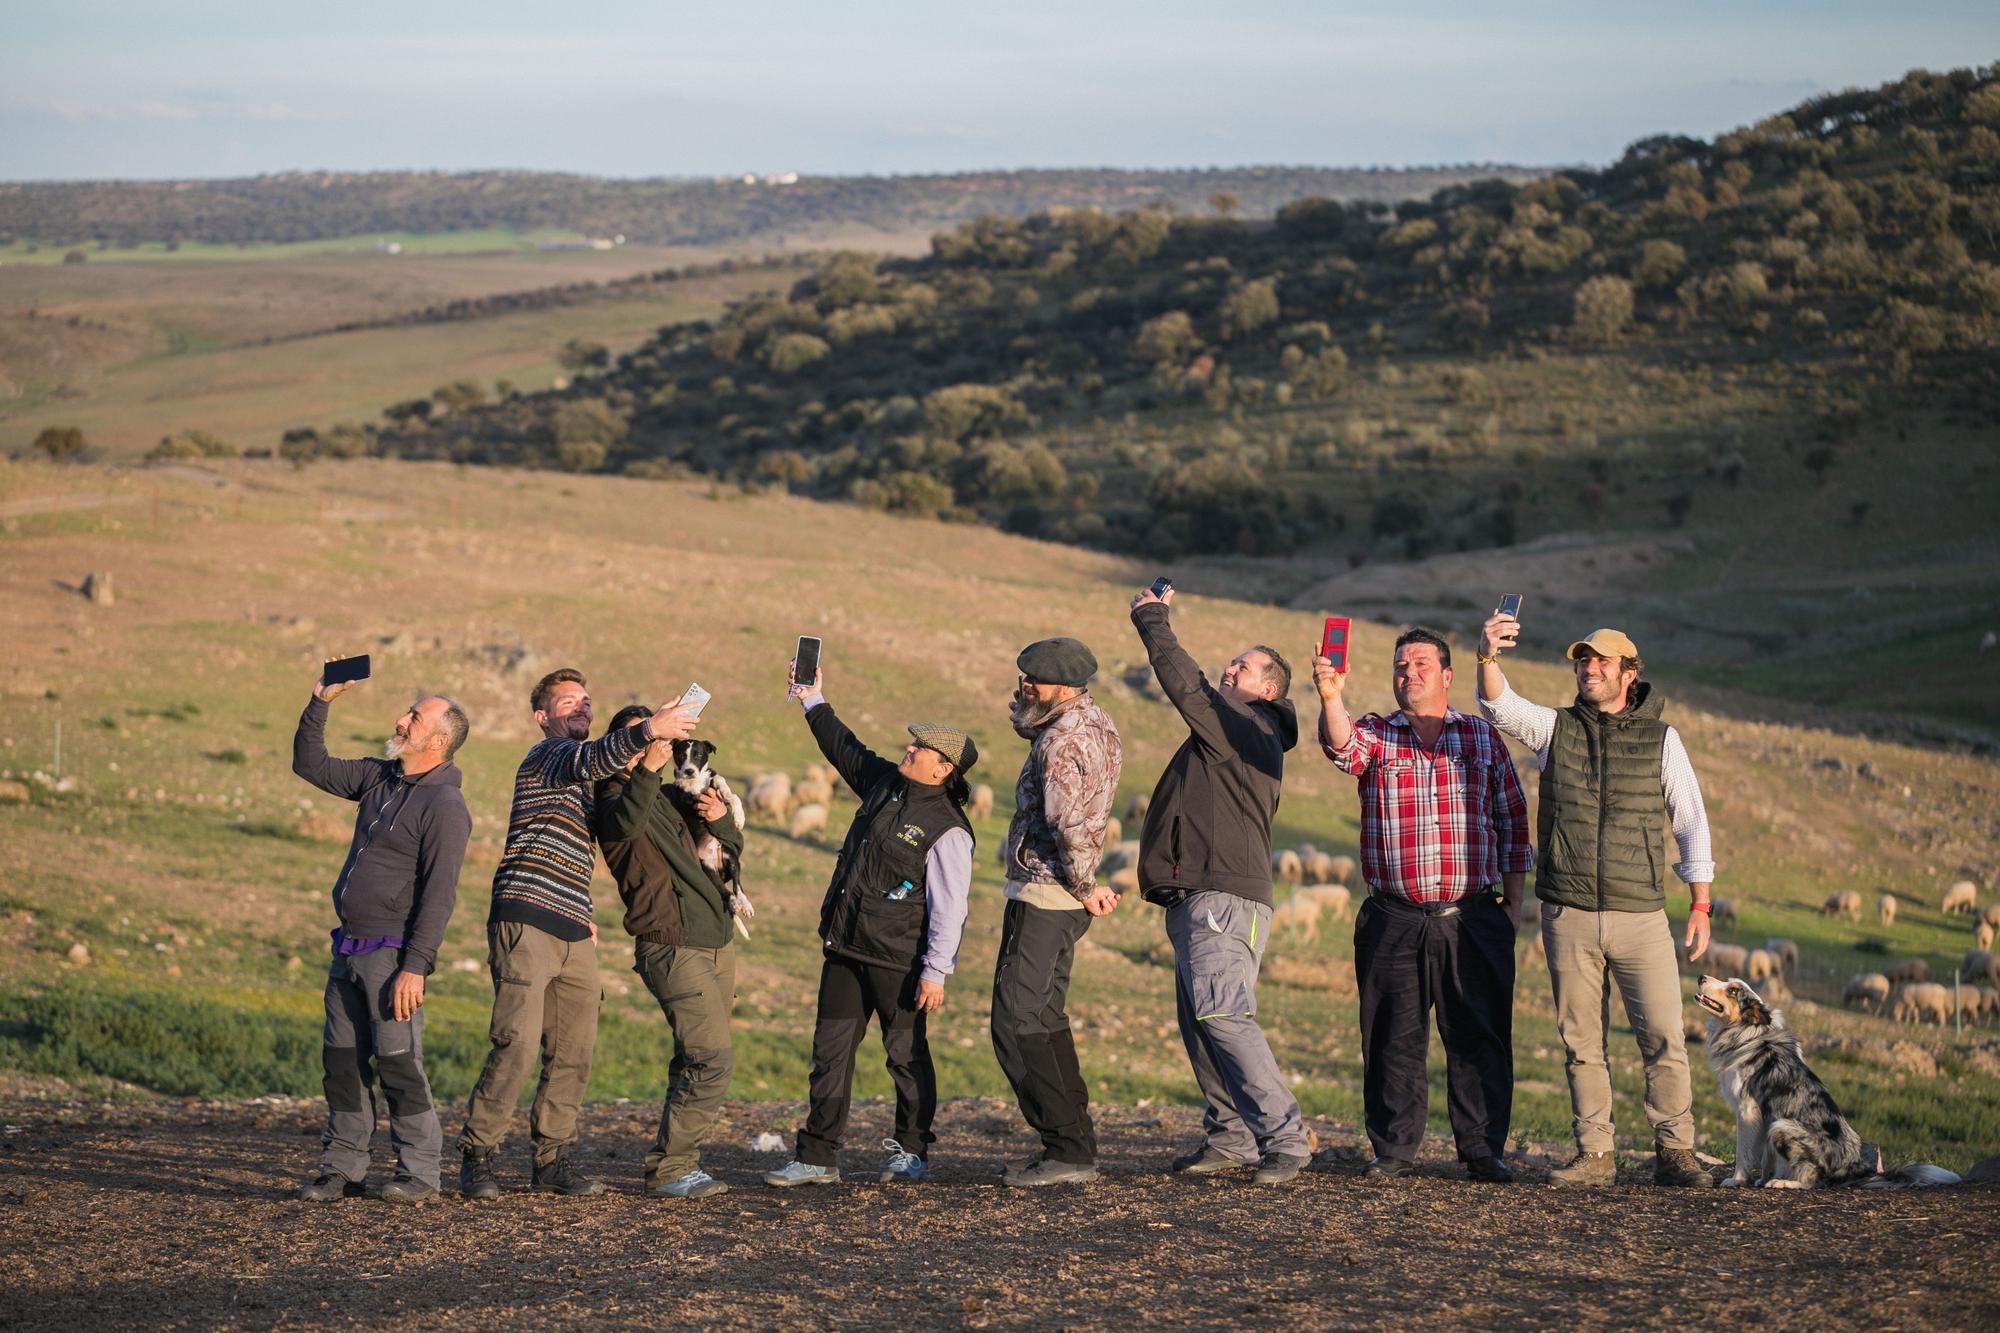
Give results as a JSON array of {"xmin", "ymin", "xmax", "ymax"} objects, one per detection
[
  {"xmin": 804, "ymin": 701, "xmax": 899, "ymax": 796},
  {"xmin": 1130, "ymin": 599, "xmax": 1233, "ymax": 755},
  {"xmin": 1311, "ymin": 652, "xmax": 1379, "ymax": 776},
  {"xmin": 535, "ymin": 723, "xmax": 652, "ymax": 787},
  {"xmin": 291, "ymin": 693, "xmax": 378, "ymax": 800}
]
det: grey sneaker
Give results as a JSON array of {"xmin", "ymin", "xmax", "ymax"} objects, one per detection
[
  {"xmin": 763, "ymin": 1159, "xmax": 840, "ymax": 1188},
  {"xmin": 649, "ymin": 1168, "xmax": 729, "ymax": 1199},
  {"xmin": 377, "ymin": 1175, "xmax": 439, "ymax": 1204},
  {"xmin": 298, "ymin": 1173, "xmax": 364, "ymax": 1202},
  {"xmin": 1549, "ymin": 1149, "xmax": 1617, "ymax": 1188},
  {"xmin": 1171, "ymin": 1145, "xmax": 1256, "ymax": 1176},
  {"xmin": 1654, "ymin": 1147, "xmax": 1715, "ymax": 1188},
  {"xmin": 879, "ymin": 1139, "xmax": 929, "ymax": 1184},
  {"xmin": 1253, "ymin": 1152, "xmax": 1310, "ymax": 1186},
  {"xmin": 1005, "ymin": 1158, "xmax": 1099, "ymax": 1188},
  {"xmin": 532, "ymin": 1150, "xmax": 606, "ymax": 1197}
]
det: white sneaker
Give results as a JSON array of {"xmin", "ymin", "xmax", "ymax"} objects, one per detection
[
  {"xmin": 762, "ymin": 1159, "xmax": 840, "ymax": 1188},
  {"xmin": 879, "ymin": 1139, "xmax": 928, "ymax": 1183},
  {"xmin": 650, "ymin": 1168, "xmax": 729, "ymax": 1199}
]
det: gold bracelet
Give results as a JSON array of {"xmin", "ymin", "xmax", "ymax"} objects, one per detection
[{"xmin": 1476, "ymin": 653, "xmax": 1498, "ymax": 666}]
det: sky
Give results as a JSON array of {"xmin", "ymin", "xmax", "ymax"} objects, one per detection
[{"xmin": 2, "ymin": 1, "xmax": 1995, "ymax": 182}]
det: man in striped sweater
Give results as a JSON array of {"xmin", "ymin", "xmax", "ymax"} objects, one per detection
[{"xmin": 457, "ymin": 667, "xmax": 700, "ymax": 1199}]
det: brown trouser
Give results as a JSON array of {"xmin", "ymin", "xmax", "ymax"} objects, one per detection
[
  {"xmin": 633, "ymin": 940, "xmax": 737, "ymax": 1182},
  {"xmin": 1542, "ymin": 903, "xmax": 1695, "ymax": 1152},
  {"xmin": 458, "ymin": 920, "xmax": 600, "ymax": 1167}
]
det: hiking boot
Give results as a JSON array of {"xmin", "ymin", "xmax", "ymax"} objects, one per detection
[
  {"xmin": 458, "ymin": 1150, "xmax": 500, "ymax": 1201},
  {"xmin": 1362, "ymin": 1157, "xmax": 1413, "ymax": 1180},
  {"xmin": 1005, "ymin": 1158, "xmax": 1099, "ymax": 1188},
  {"xmin": 1654, "ymin": 1147, "xmax": 1715, "ymax": 1188},
  {"xmin": 1171, "ymin": 1146, "xmax": 1256, "ymax": 1176},
  {"xmin": 532, "ymin": 1151, "xmax": 606, "ymax": 1197},
  {"xmin": 1253, "ymin": 1152, "xmax": 1310, "ymax": 1186},
  {"xmin": 1465, "ymin": 1156, "xmax": 1515, "ymax": 1184},
  {"xmin": 648, "ymin": 1168, "xmax": 729, "ymax": 1200},
  {"xmin": 378, "ymin": 1175, "xmax": 439, "ymax": 1204},
  {"xmin": 763, "ymin": 1159, "xmax": 840, "ymax": 1188},
  {"xmin": 879, "ymin": 1139, "xmax": 929, "ymax": 1184},
  {"xmin": 1549, "ymin": 1149, "xmax": 1616, "ymax": 1188},
  {"xmin": 298, "ymin": 1173, "xmax": 364, "ymax": 1202}
]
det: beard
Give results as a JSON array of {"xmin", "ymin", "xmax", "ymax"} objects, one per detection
[
  {"xmin": 1010, "ymin": 688, "xmax": 1066, "ymax": 737},
  {"xmin": 382, "ymin": 733, "xmax": 407, "ymax": 761}
]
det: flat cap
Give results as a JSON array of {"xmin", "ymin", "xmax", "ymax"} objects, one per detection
[
  {"xmin": 907, "ymin": 723, "xmax": 978, "ymax": 773},
  {"xmin": 1565, "ymin": 628, "xmax": 1640, "ymax": 661},
  {"xmin": 1016, "ymin": 636, "xmax": 1098, "ymax": 688}
]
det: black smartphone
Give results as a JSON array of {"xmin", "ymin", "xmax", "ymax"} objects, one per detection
[
  {"xmin": 321, "ymin": 654, "xmax": 371, "ymax": 686},
  {"xmin": 1497, "ymin": 593, "xmax": 1523, "ymax": 620},
  {"xmin": 1150, "ymin": 576, "xmax": 1174, "ymax": 598},
  {"xmin": 793, "ymin": 635, "xmax": 822, "ymax": 685}
]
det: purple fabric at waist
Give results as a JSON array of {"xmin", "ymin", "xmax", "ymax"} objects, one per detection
[{"xmin": 331, "ymin": 927, "xmax": 405, "ymax": 957}]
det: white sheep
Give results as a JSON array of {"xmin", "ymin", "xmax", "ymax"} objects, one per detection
[
  {"xmin": 1763, "ymin": 938, "xmax": 1799, "ymax": 973},
  {"xmin": 1271, "ymin": 849, "xmax": 1304, "ymax": 885},
  {"xmin": 1891, "ymin": 982, "xmax": 1950, "ymax": 1025},
  {"xmin": 747, "ymin": 773, "xmax": 791, "ymax": 820},
  {"xmin": 1961, "ymin": 948, "xmax": 2000, "ymax": 986},
  {"xmin": 1942, "ymin": 880, "xmax": 1979, "ymax": 915},
  {"xmin": 1841, "ymin": 973, "xmax": 1890, "ymax": 1012},
  {"xmin": 1882, "ymin": 958, "xmax": 1928, "ymax": 985},
  {"xmin": 968, "ymin": 783, "xmax": 994, "ymax": 820},
  {"xmin": 1705, "ymin": 942, "xmax": 1750, "ymax": 976},
  {"xmin": 1820, "ymin": 890, "xmax": 1862, "ymax": 921},
  {"xmin": 1746, "ymin": 949, "xmax": 1782, "ymax": 984},
  {"xmin": 1269, "ymin": 891, "xmax": 1322, "ymax": 943},
  {"xmin": 1327, "ymin": 854, "xmax": 1358, "ymax": 887},
  {"xmin": 787, "ymin": 802, "xmax": 828, "ymax": 840},
  {"xmin": 1299, "ymin": 884, "xmax": 1352, "ymax": 921},
  {"xmin": 1877, "ymin": 894, "xmax": 1897, "ymax": 928}
]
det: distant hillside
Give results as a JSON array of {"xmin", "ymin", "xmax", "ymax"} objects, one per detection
[{"xmin": 0, "ymin": 166, "xmax": 1543, "ymax": 249}]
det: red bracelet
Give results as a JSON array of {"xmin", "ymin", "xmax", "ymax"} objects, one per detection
[{"xmin": 1689, "ymin": 901, "xmax": 1711, "ymax": 914}]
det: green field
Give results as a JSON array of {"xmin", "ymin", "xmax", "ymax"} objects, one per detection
[{"xmin": 2, "ymin": 458, "xmax": 1994, "ymax": 1171}]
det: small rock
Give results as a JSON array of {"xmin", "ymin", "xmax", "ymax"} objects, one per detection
[
  {"xmin": 66, "ymin": 941, "xmax": 90, "ymax": 966},
  {"xmin": 449, "ymin": 958, "xmax": 482, "ymax": 974},
  {"xmin": 81, "ymin": 571, "xmax": 114, "ymax": 606},
  {"xmin": 0, "ymin": 780, "xmax": 28, "ymax": 804},
  {"xmin": 1965, "ymin": 1154, "xmax": 2000, "ymax": 1184}
]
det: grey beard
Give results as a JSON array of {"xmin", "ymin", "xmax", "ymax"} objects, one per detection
[
  {"xmin": 1010, "ymin": 690, "xmax": 1065, "ymax": 737},
  {"xmin": 382, "ymin": 734, "xmax": 407, "ymax": 761}
]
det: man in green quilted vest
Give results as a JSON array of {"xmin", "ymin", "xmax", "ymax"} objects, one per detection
[{"xmin": 1476, "ymin": 616, "xmax": 1717, "ymax": 1189}]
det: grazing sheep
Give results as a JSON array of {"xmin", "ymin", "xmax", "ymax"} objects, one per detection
[
  {"xmin": 1746, "ymin": 948, "xmax": 1782, "ymax": 984},
  {"xmin": 1302, "ymin": 851, "xmax": 1337, "ymax": 885},
  {"xmin": 802, "ymin": 762, "xmax": 831, "ymax": 788},
  {"xmin": 1327, "ymin": 855, "xmax": 1358, "ymax": 887},
  {"xmin": 1820, "ymin": 889, "xmax": 1862, "ymax": 922},
  {"xmin": 1269, "ymin": 892, "xmax": 1322, "ymax": 943},
  {"xmin": 787, "ymin": 802, "xmax": 828, "ymax": 840},
  {"xmin": 1299, "ymin": 884, "xmax": 1352, "ymax": 921},
  {"xmin": 1877, "ymin": 894, "xmax": 1897, "ymax": 928},
  {"xmin": 1983, "ymin": 987, "xmax": 2000, "ymax": 1023},
  {"xmin": 1891, "ymin": 982, "xmax": 1951, "ymax": 1025},
  {"xmin": 1942, "ymin": 880, "xmax": 1979, "ymax": 915},
  {"xmin": 1979, "ymin": 920, "xmax": 1996, "ymax": 952},
  {"xmin": 1882, "ymin": 958, "xmax": 1929, "ymax": 985},
  {"xmin": 1705, "ymin": 942, "xmax": 1750, "ymax": 976},
  {"xmin": 1710, "ymin": 898, "xmax": 1737, "ymax": 928},
  {"xmin": 1271, "ymin": 849, "xmax": 1304, "ymax": 885},
  {"xmin": 1517, "ymin": 897, "xmax": 1541, "ymax": 928},
  {"xmin": 1099, "ymin": 840, "xmax": 1141, "ymax": 875},
  {"xmin": 1763, "ymin": 938, "xmax": 1799, "ymax": 973},
  {"xmin": 1109, "ymin": 864, "xmax": 1140, "ymax": 895},
  {"xmin": 968, "ymin": 783, "xmax": 994, "ymax": 820},
  {"xmin": 791, "ymin": 777, "xmax": 834, "ymax": 812},
  {"xmin": 1982, "ymin": 903, "xmax": 2000, "ymax": 930},
  {"xmin": 1105, "ymin": 816, "xmax": 1121, "ymax": 845},
  {"xmin": 747, "ymin": 773, "xmax": 791, "ymax": 820},
  {"xmin": 1842, "ymin": 973, "xmax": 1891, "ymax": 1012},
  {"xmin": 1125, "ymin": 793, "xmax": 1150, "ymax": 822},
  {"xmin": 1961, "ymin": 948, "xmax": 2000, "ymax": 986}
]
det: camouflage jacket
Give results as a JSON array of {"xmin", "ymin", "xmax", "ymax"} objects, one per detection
[{"xmin": 1001, "ymin": 691, "xmax": 1122, "ymax": 900}]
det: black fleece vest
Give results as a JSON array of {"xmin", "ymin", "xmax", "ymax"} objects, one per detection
[
  {"xmin": 1535, "ymin": 684, "xmax": 1670, "ymax": 913},
  {"xmin": 819, "ymin": 780, "xmax": 971, "ymax": 971}
]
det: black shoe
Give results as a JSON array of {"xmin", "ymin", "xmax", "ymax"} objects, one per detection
[
  {"xmin": 458, "ymin": 1150, "xmax": 501, "ymax": 1201},
  {"xmin": 1362, "ymin": 1157, "xmax": 1414, "ymax": 1180},
  {"xmin": 1465, "ymin": 1156, "xmax": 1515, "ymax": 1183},
  {"xmin": 298, "ymin": 1173, "xmax": 364, "ymax": 1202},
  {"xmin": 1171, "ymin": 1146, "xmax": 1256, "ymax": 1176},
  {"xmin": 378, "ymin": 1175, "xmax": 439, "ymax": 1204},
  {"xmin": 533, "ymin": 1151, "xmax": 607, "ymax": 1197},
  {"xmin": 1253, "ymin": 1153, "xmax": 1309, "ymax": 1186}
]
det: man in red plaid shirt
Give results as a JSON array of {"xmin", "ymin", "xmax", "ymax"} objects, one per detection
[{"xmin": 1312, "ymin": 627, "xmax": 1532, "ymax": 1183}]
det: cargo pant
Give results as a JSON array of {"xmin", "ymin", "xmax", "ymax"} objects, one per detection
[
  {"xmin": 458, "ymin": 921, "xmax": 601, "ymax": 1168},
  {"xmin": 633, "ymin": 940, "xmax": 737, "ymax": 1182},
  {"xmin": 321, "ymin": 945, "xmax": 442, "ymax": 1189},
  {"xmin": 1541, "ymin": 903, "xmax": 1696, "ymax": 1152},
  {"xmin": 1165, "ymin": 891, "xmax": 1309, "ymax": 1163},
  {"xmin": 991, "ymin": 900, "xmax": 1097, "ymax": 1166}
]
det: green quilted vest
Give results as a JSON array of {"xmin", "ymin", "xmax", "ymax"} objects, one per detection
[{"xmin": 1535, "ymin": 682, "xmax": 1669, "ymax": 913}]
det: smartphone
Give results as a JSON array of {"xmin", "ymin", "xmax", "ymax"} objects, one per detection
[
  {"xmin": 676, "ymin": 682, "xmax": 712, "ymax": 718},
  {"xmin": 1320, "ymin": 617, "xmax": 1351, "ymax": 672},
  {"xmin": 793, "ymin": 635, "xmax": 822, "ymax": 686},
  {"xmin": 1497, "ymin": 593, "xmax": 1523, "ymax": 620},
  {"xmin": 321, "ymin": 654, "xmax": 371, "ymax": 686},
  {"xmin": 1150, "ymin": 576, "xmax": 1174, "ymax": 598}
]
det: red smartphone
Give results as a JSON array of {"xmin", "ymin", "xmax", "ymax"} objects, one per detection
[{"xmin": 1320, "ymin": 617, "xmax": 1351, "ymax": 672}]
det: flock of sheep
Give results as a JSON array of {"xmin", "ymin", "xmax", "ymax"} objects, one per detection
[
  {"xmin": 1836, "ymin": 882, "xmax": 2000, "ymax": 1026},
  {"xmin": 743, "ymin": 766, "xmax": 998, "ymax": 841}
]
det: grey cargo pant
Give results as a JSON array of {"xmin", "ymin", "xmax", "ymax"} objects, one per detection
[
  {"xmin": 321, "ymin": 946, "xmax": 442, "ymax": 1189},
  {"xmin": 1165, "ymin": 891, "xmax": 1309, "ymax": 1162}
]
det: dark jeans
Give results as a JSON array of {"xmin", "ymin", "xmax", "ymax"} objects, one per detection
[
  {"xmin": 1354, "ymin": 890, "xmax": 1516, "ymax": 1162},
  {"xmin": 990, "ymin": 900, "xmax": 1097, "ymax": 1165},
  {"xmin": 796, "ymin": 955, "xmax": 936, "ymax": 1167}
]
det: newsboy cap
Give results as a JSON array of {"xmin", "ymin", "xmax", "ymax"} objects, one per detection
[
  {"xmin": 907, "ymin": 723, "xmax": 978, "ymax": 773},
  {"xmin": 1565, "ymin": 628, "xmax": 1640, "ymax": 661},
  {"xmin": 1016, "ymin": 636, "xmax": 1098, "ymax": 687}
]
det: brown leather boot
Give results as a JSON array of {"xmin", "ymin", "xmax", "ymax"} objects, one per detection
[
  {"xmin": 1654, "ymin": 1147, "xmax": 1716, "ymax": 1187},
  {"xmin": 1549, "ymin": 1149, "xmax": 1616, "ymax": 1187}
]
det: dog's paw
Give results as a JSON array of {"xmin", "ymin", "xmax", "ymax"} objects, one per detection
[
  {"xmin": 1720, "ymin": 1176, "xmax": 1745, "ymax": 1188},
  {"xmin": 1762, "ymin": 1178, "xmax": 1804, "ymax": 1189},
  {"xmin": 732, "ymin": 888, "xmax": 756, "ymax": 920}
]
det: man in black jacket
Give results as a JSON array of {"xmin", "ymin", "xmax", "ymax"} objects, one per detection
[
  {"xmin": 594, "ymin": 707, "xmax": 745, "ymax": 1200},
  {"xmin": 292, "ymin": 661, "xmax": 472, "ymax": 1204},
  {"xmin": 1130, "ymin": 586, "xmax": 1311, "ymax": 1185}
]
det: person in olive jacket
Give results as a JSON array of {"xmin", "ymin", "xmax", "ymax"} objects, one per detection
[
  {"xmin": 594, "ymin": 706, "xmax": 746, "ymax": 1200},
  {"xmin": 763, "ymin": 663, "xmax": 977, "ymax": 1189}
]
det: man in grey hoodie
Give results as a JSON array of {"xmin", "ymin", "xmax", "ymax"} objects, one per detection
[
  {"xmin": 1129, "ymin": 585, "xmax": 1310, "ymax": 1185},
  {"xmin": 292, "ymin": 661, "xmax": 472, "ymax": 1204}
]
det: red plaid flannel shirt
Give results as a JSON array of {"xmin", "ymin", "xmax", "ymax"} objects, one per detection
[{"xmin": 1323, "ymin": 708, "xmax": 1533, "ymax": 904}]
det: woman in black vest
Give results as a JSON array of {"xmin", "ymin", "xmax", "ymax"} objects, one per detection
[{"xmin": 764, "ymin": 665, "xmax": 977, "ymax": 1187}]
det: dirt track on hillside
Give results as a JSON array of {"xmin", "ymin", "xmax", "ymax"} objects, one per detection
[{"xmin": 1, "ymin": 1096, "xmax": 1994, "ymax": 1330}]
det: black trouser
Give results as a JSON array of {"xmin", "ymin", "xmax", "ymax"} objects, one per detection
[
  {"xmin": 990, "ymin": 900, "xmax": 1097, "ymax": 1165},
  {"xmin": 796, "ymin": 954, "xmax": 936, "ymax": 1167},
  {"xmin": 1354, "ymin": 890, "xmax": 1516, "ymax": 1162}
]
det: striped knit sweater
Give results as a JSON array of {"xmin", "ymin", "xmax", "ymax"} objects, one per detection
[{"xmin": 488, "ymin": 726, "xmax": 650, "ymax": 939}]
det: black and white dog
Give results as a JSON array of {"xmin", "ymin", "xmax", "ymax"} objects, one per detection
[
  {"xmin": 1696, "ymin": 975, "xmax": 1958, "ymax": 1189},
  {"xmin": 670, "ymin": 739, "xmax": 753, "ymax": 940}
]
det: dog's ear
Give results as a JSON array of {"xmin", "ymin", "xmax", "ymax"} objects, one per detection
[{"xmin": 1735, "ymin": 983, "xmax": 1772, "ymax": 1027}]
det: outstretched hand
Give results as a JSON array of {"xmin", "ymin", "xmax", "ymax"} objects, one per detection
[
  {"xmin": 787, "ymin": 662, "xmax": 823, "ymax": 706},
  {"xmin": 1130, "ymin": 586, "xmax": 1174, "ymax": 612},
  {"xmin": 314, "ymin": 657, "xmax": 359, "ymax": 703},
  {"xmin": 1310, "ymin": 652, "xmax": 1346, "ymax": 702},
  {"xmin": 1684, "ymin": 909, "xmax": 1711, "ymax": 962}
]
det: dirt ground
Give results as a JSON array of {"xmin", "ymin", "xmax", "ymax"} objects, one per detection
[{"xmin": 1, "ymin": 1094, "xmax": 1994, "ymax": 1330}]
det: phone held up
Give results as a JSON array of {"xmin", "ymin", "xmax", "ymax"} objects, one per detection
[
  {"xmin": 1497, "ymin": 593, "xmax": 1523, "ymax": 620},
  {"xmin": 321, "ymin": 654, "xmax": 371, "ymax": 687},
  {"xmin": 1150, "ymin": 576, "xmax": 1174, "ymax": 599},
  {"xmin": 1320, "ymin": 617, "xmax": 1351, "ymax": 673},
  {"xmin": 676, "ymin": 682, "xmax": 713, "ymax": 718},
  {"xmin": 792, "ymin": 635, "xmax": 822, "ymax": 688}
]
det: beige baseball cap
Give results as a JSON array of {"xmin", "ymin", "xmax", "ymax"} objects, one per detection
[{"xmin": 1565, "ymin": 628, "xmax": 1639, "ymax": 660}]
